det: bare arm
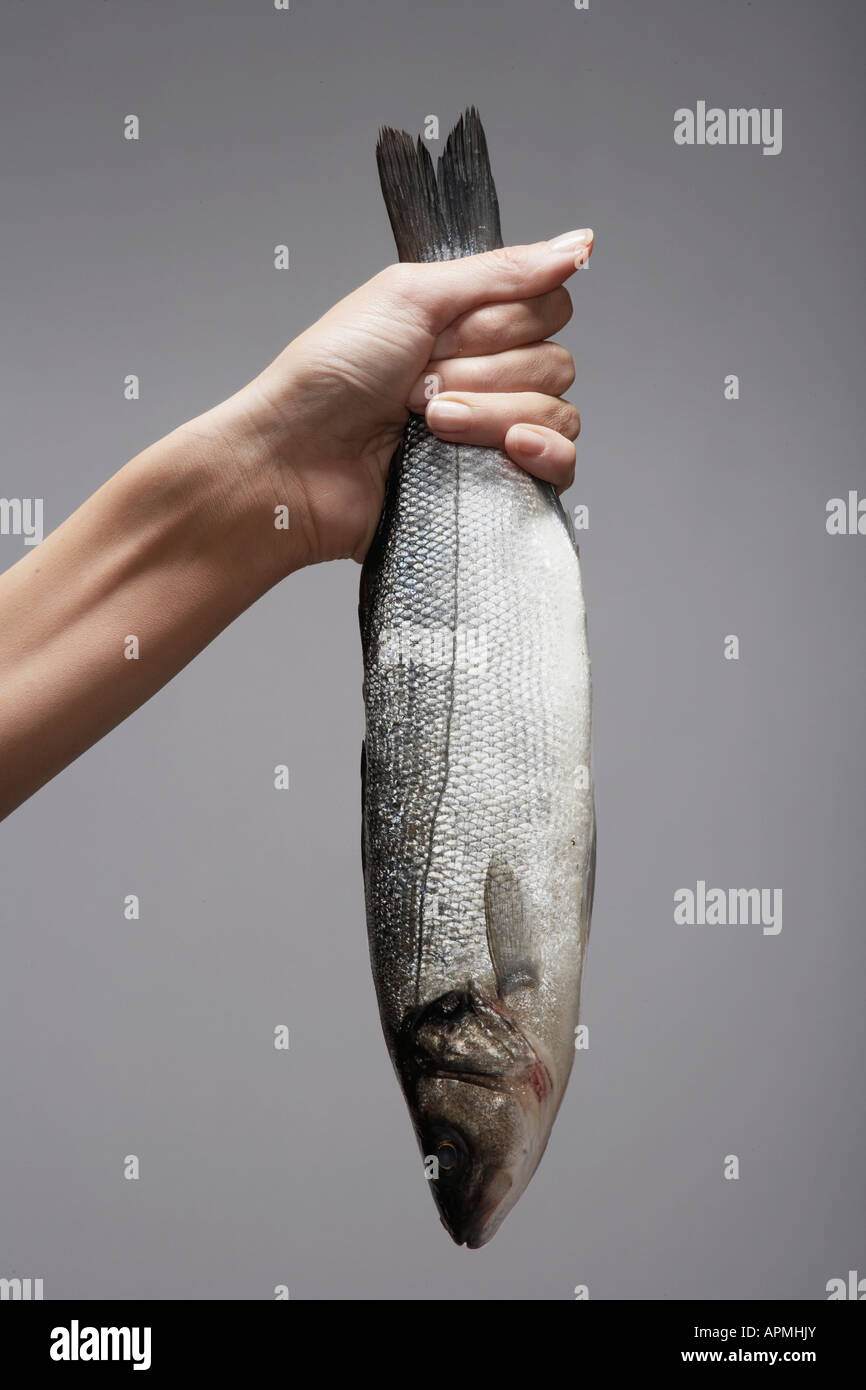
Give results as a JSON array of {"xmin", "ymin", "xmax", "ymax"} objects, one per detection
[{"xmin": 0, "ymin": 404, "xmax": 297, "ymax": 819}]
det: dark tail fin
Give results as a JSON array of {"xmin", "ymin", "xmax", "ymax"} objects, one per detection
[{"xmin": 376, "ymin": 107, "xmax": 503, "ymax": 263}]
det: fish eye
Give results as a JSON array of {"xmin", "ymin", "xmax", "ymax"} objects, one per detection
[
  {"xmin": 425, "ymin": 1124, "xmax": 470, "ymax": 1179},
  {"xmin": 437, "ymin": 1141, "xmax": 459, "ymax": 1173}
]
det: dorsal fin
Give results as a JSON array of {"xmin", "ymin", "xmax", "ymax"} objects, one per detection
[{"xmin": 484, "ymin": 856, "xmax": 540, "ymax": 997}]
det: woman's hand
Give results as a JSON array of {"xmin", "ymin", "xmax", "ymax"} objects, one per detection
[{"xmin": 214, "ymin": 229, "xmax": 593, "ymax": 569}]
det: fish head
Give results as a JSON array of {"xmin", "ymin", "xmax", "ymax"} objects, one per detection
[{"xmin": 396, "ymin": 983, "xmax": 555, "ymax": 1248}]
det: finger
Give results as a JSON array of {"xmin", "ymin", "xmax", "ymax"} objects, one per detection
[
  {"xmin": 382, "ymin": 230, "xmax": 594, "ymax": 334},
  {"xmin": 431, "ymin": 286, "xmax": 573, "ymax": 359},
  {"xmin": 408, "ymin": 342, "xmax": 575, "ymax": 411},
  {"xmin": 504, "ymin": 424, "xmax": 577, "ymax": 491},
  {"xmin": 425, "ymin": 390, "xmax": 581, "ymax": 453}
]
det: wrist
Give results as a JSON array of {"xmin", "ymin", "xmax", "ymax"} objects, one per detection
[{"xmin": 166, "ymin": 383, "xmax": 317, "ymax": 589}]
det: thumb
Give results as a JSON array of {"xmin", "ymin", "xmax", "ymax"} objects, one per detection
[{"xmin": 405, "ymin": 229, "xmax": 594, "ymax": 332}]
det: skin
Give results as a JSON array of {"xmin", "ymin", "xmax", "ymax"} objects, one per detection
[{"xmin": 0, "ymin": 230, "xmax": 593, "ymax": 821}]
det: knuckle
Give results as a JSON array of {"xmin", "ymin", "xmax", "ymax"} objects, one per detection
[
  {"xmin": 557, "ymin": 348, "xmax": 576, "ymax": 393},
  {"xmin": 376, "ymin": 262, "xmax": 405, "ymax": 291},
  {"xmin": 547, "ymin": 285, "xmax": 574, "ymax": 329},
  {"xmin": 378, "ymin": 262, "xmax": 422, "ymax": 304},
  {"xmin": 542, "ymin": 342, "xmax": 575, "ymax": 392},
  {"xmin": 552, "ymin": 400, "xmax": 580, "ymax": 439}
]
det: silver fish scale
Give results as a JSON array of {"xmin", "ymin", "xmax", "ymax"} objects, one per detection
[{"xmin": 361, "ymin": 416, "xmax": 593, "ymax": 1081}]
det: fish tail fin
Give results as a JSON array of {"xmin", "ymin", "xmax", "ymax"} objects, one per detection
[
  {"xmin": 437, "ymin": 108, "xmax": 504, "ymax": 258},
  {"xmin": 376, "ymin": 107, "xmax": 503, "ymax": 263}
]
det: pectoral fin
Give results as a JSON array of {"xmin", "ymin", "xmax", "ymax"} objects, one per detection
[{"xmin": 484, "ymin": 856, "xmax": 539, "ymax": 998}]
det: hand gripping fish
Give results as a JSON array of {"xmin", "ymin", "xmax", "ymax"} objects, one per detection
[{"xmin": 359, "ymin": 109, "xmax": 595, "ymax": 1248}]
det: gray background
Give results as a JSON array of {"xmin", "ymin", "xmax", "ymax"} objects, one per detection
[{"xmin": 1, "ymin": 0, "xmax": 863, "ymax": 1300}]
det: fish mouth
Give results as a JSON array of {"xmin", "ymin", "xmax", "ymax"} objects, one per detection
[{"xmin": 434, "ymin": 1167, "xmax": 515, "ymax": 1249}]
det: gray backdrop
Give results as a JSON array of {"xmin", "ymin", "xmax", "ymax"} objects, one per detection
[{"xmin": 1, "ymin": 0, "xmax": 864, "ymax": 1300}]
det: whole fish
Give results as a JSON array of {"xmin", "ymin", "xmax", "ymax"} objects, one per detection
[{"xmin": 360, "ymin": 109, "xmax": 595, "ymax": 1248}]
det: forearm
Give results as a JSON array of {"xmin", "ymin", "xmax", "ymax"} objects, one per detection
[{"xmin": 0, "ymin": 400, "xmax": 299, "ymax": 819}]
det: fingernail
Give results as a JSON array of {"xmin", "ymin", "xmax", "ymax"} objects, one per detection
[
  {"xmin": 548, "ymin": 228, "xmax": 593, "ymax": 253},
  {"xmin": 510, "ymin": 426, "xmax": 547, "ymax": 457},
  {"xmin": 428, "ymin": 400, "xmax": 472, "ymax": 430}
]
